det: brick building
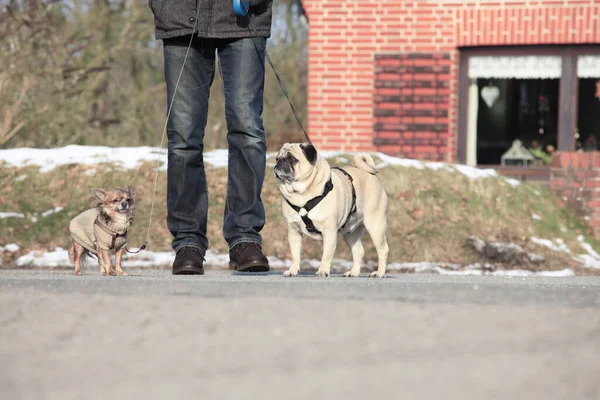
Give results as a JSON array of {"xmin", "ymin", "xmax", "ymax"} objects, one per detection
[{"xmin": 300, "ymin": 0, "xmax": 600, "ymax": 169}]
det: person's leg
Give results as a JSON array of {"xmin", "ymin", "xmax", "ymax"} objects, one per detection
[
  {"xmin": 163, "ymin": 36, "xmax": 216, "ymax": 257},
  {"xmin": 217, "ymin": 37, "xmax": 269, "ymax": 271}
]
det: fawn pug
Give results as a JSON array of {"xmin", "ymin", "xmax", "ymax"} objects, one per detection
[
  {"xmin": 274, "ymin": 143, "xmax": 389, "ymax": 278},
  {"xmin": 68, "ymin": 186, "xmax": 136, "ymax": 276}
]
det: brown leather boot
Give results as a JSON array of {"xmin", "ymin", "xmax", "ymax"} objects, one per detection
[
  {"xmin": 229, "ymin": 242, "xmax": 269, "ymax": 272},
  {"xmin": 172, "ymin": 247, "xmax": 205, "ymax": 275}
]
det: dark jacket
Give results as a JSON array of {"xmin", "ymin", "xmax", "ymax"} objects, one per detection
[{"xmin": 149, "ymin": 0, "xmax": 273, "ymax": 40}]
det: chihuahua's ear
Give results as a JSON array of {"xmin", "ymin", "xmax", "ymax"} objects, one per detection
[
  {"xmin": 127, "ymin": 185, "xmax": 136, "ymax": 200},
  {"xmin": 91, "ymin": 188, "xmax": 107, "ymax": 202},
  {"xmin": 300, "ymin": 143, "xmax": 317, "ymax": 164}
]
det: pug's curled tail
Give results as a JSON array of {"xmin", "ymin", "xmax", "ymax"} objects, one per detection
[{"xmin": 353, "ymin": 153, "xmax": 378, "ymax": 175}]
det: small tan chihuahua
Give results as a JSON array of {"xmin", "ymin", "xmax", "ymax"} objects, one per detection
[{"xmin": 68, "ymin": 186, "xmax": 136, "ymax": 276}]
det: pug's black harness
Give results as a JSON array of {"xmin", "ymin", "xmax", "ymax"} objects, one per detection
[{"xmin": 285, "ymin": 168, "xmax": 357, "ymax": 235}]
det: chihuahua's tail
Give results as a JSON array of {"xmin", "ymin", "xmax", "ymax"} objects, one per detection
[
  {"xmin": 353, "ymin": 153, "xmax": 378, "ymax": 175},
  {"xmin": 68, "ymin": 240, "xmax": 93, "ymax": 265}
]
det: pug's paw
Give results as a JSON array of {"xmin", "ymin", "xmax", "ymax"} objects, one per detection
[
  {"xmin": 283, "ymin": 268, "xmax": 299, "ymax": 277},
  {"xmin": 315, "ymin": 269, "xmax": 330, "ymax": 278}
]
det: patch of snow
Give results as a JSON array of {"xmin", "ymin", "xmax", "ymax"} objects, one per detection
[
  {"xmin": 0, "ymin": 146, "xmax": 518, "ymax": 184},
  {"xmin": 371, "ymin": 152, "xmax": 495, "ymax": 179},
  {"xmin": 578, "ymin": 235, "xmax": 600, "ymax": 258},
  {"xmin": 537, "ymin": 269, "xmax": 576, "ymax": 277},
  {"xmin": 83, "ymin": 168, "xmax": 97, "ymax": 176},
  {"xmin": 490, "ymin": 269, "xmax": 535, "ymax": 277},
  {"xmin": 530, "ymin": 237, "xmax": 571, "ymax": 254},
  {"xmin": 0, "ymin": 212, "xmax": 25, "ymax": 219},
  {"xmin": 560, "ymin": 226, "xmax": 567, "ymax": 233},
  {"xmin": 7, "ymin": 246, "xmax": 579, "ymax": 277},
  {"xmin": 264, "ymin": 256, "xmax": 289, "ymax": 270},
  {"xmin": 425, "ymin": 162, "xmax": 446, "ymax": 171},
  {"xmin": 318, "ymin": 150, "xmax": 345, "ymax": 159},
  {"xmin": 387, "ymin": 261, "xmax": 461, "ymax": 273},
  {"xmin": 203, "ymin": 149, "xmax": 229, "ymax": 168},
  {"xmin": 531, "ymin": 213, "xmax": 542, "ymax": 221},
  {"xmin": 504, "ymin": 178, "xmax": 521, "ymax": 187},
  {"xmin": 0, "ymin": 145, "xmax": 167, "ymax": 173},
  {"xmin": 491, "ymin": 268, "xmax": 574, "ymax": 277},
  {"xmin": 2, "ymin": 208, "xmax": 61, "ymax": 223},
  {"xmin": 453, "ymin": 164, "xmax": 497, "ymax": 179},
  {"xmin": 16, "ymin": 248, "xmax": 70, "ymax": 268},
  {"xmin": 121, "ymin": 251, "xmax": 175, "ymax": 268},
  {"xmin": 531, "ymin": 235, "xmax": 600, "ymax": 270},
  {"xmin": 41, "ymin": 207, "xmax": 64, "ymax": 218},
  {"xmin": 575, "ymin": 255, "xmax": 600, "ymax": 269},
  {"xmin": 13, "ymin": 247, "xmax": 234, "ymax": 269},
  {"xmin": 533, "ymin": 190, "xmax": 541, "ymax": 196},
  {"xmin": 575, "ymin": 235, "xmax": 600, "ymax": 269},
  {"xmin": 0, "ymin": 243, "xmax": 20, "ymax": 253},
  {"xmin": 384, "ymin": 261, "xmax": 573, "ymax": 277},
  {"xmin": 14, "ymin": 175, "xmax": 27, "ymax": 182},
  {"xmin": 527, "ymin": 252, "xmax": 545, "ymax": 263},
  {"xmin": 374, "ymin": 153, "xmax": 425, "ymax": 170}
]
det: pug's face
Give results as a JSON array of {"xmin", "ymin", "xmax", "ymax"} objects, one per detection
[{"xmin": 273, "ymin": 143, "xmax": 318, "ymax": 184}]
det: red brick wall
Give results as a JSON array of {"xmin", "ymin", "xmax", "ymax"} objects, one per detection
[
  {"xmin": 373, "ymin": 53, "xmax": 451, "ymax": 160},
  {"xmin": 302, "ymin": 0, "xmax": 600, "ymax": 160},
  {"xmin": 551, "ymin": 151, "xmax": 600, "ymax": 240}
]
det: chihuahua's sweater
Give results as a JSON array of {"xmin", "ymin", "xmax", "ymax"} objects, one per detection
[{"xmin": 69, "ymin": 208, "xmax": 128, "ymax": 253}]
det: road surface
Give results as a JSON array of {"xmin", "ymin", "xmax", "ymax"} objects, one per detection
[{"xmin": 1, "ymin": 269, "xmax": 599, "ymax": 400}]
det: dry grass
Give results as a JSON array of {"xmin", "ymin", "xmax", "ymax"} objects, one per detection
[{"xmin": 1, "ymin": 155, "xmax": 599, "ymax": 274}]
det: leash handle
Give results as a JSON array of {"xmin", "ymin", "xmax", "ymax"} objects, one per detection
[{"xmin": 233, "ymin": 0, "xmax": 250, "ymax": 16}]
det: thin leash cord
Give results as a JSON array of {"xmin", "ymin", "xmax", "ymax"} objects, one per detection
[
  {"xmin": 129, "ymin": 9, "xmax": 201, "ymax": 253},
  {"xmin": 264, "ymin": 50, "xmax": 311, "ymax": 146},
  {"xmin": 247, "ymin": 17, "xmax": 312, "ymax": 146}
]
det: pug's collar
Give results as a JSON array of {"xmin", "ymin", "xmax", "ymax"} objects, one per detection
[{"xmin": 285, "ymin": 178, "xmax": 334, "ymax": 235}]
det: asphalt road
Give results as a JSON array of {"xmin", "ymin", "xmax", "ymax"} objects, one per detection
[{"xmin": 1, "ymin": 269, "xmax": 599, "ymax": 400}]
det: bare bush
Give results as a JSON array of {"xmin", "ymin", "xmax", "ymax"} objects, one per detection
[{"xmin": 0, "ymin": 0, "xmax": 307, "ymax": 149}]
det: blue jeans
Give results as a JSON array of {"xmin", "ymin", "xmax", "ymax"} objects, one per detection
[{"xmin": 163, "ymin": 36, "xmax": 267, "ymax": 253}]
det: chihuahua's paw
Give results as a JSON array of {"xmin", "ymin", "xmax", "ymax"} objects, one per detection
[
  {"xmin": 101, "ymin": 271, "xmax": 107, "ymax": 276},
  {"xmin": 107, "ymin": 270, "xmax": 117, "ymax": 276},
  {"xmin": 74, "ymin": 270, "xmax": 82, "ymax": 276},
  {"xmin": 117, "ymin": 271, "xmax": 128, "ymax": 277},
  {"xmin": 343, "ymin": 270, "xmax": 360, "ymax": 277},
  {"xmin": 369, "ymin": 271, "xmax": 385, "ymax": 278},
  {"xmin": 283, "ymin": 269, "xmax": 299, "ymax": 277},
  {"xmin": 315, "ymin": 269, "xmax": 330, "ymax": 278}
]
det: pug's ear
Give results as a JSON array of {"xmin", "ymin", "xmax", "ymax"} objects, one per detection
[
  {"xmin": 300, "ymin": 144, "xmax": 317, "ymax": 164},
  {"xmin": 91, "ymin": 188, "xmax": 107, "ymax": 202}
]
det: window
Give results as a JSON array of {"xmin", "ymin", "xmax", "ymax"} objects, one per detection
[
  {"xmin": 576, "ymin": 55, "xmax": 600, "ymax": 152},
  {"xmin": 458, "ymin": 47, "xmax": 600, "ymax": 167}
]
